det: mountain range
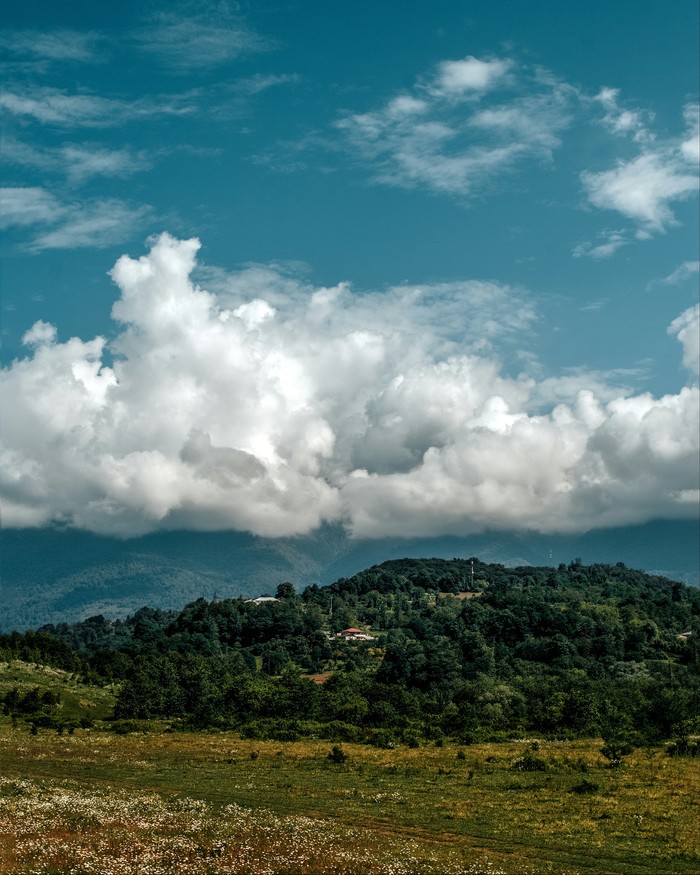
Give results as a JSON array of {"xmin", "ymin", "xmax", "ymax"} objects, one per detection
[{"xmin": 1, "ymin": 519, "xmax": 698, "ymax": 631}]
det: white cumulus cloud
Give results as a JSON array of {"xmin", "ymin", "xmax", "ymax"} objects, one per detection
[
  {"xmin": 433, "ymin": 57, "xmax": 512, "ymax": 96},
  {"xmin": 1, "ymin": 234, "xmax": 698, "ymax": 539}
]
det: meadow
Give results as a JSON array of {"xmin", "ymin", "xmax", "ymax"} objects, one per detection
[
  {"xmin": 2, "ymin": 554, "xmax": 699, "ymax": 875},
  {"xmin": 0, "ymin": 712, "xmax": 698, "ymax": 874}
]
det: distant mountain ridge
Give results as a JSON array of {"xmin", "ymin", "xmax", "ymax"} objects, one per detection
[{"xmin": 1, "ymin": 519, "xmax": 698, "ymax": 631}]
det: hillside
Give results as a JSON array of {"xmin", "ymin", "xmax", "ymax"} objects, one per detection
[
  {"xmin": 1, "ymin": 519, "xmax": 698, "ymax": 631},
  {"xmin": 3, "ymin": 558, "xmax": 698, "ymax": 746}
]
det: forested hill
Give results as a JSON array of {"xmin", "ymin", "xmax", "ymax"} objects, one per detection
[
  {"xmin": 2, "ymin": 558, "xmax": 698, "ymax": 745},
  {"xmin": 3, "ymin": 518, "xmax": 698, "ymax": 631}
]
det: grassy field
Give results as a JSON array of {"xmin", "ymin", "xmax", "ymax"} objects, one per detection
[
  {"xmin": 0, "ymin": 660, "xmax": 115, "ymax": 723},
  {"xmin": 1, "ymin": 726, "xmax": 698, "ymax": 874},
  {"xmin": 0, "ymin": 663, "xmax": 698, "ymax": 874}
]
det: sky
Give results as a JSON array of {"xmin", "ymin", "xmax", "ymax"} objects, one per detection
[{"xmin": 1, "ymin": 0, "xmax": 698, "ymax": 541}]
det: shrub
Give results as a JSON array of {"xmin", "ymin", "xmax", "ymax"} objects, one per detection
[
  {"xmin": 371, "ymin": 729, "xmax": 397, "ymax": 749},
  {"xmin": 328, "ymin": 745, "xmax": 348, "ymax": 764},
  {"xmin": 570, "ymin": 779, "xmax": 599, "ymax": 794},
  {"xmin": 600, "ymin": 732, "xmax": 640, "ymax": 767},
  {"xmin": 667, "ymin": 737, "xmax": 700, "ymax": 757},
  {"xmin": 269, "ymin": 722, "xmax": 301, "ymax": 742},
  {"xmin": 402, "ymin": 730, "xmax": 421, "ymax": 748},
  {"xmin": 241, "ymin": 718, "xmax": 303, "ymax": 741},
  {"xmin": 511, "ymin": 751, "xmax": 548, "ymax": 772},
  {"xmin": 109, "ymin": 720, "xmax": 153, "ymax": 735},
  {"xmin": 321, "ymin": 721, "xmax": 365, "ymax": 743},
  {"xmin": 31, "ymin": 714, "xmax": 59, "ymax": 730}
]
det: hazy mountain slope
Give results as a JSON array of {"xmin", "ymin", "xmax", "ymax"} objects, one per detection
[
  {"xmin": 321, "ymin": 520, "xmax": 699, "ymax": 586},
  {"xmin": 1, "ymin": 520, "xmax": 697, "ymax": 631}
]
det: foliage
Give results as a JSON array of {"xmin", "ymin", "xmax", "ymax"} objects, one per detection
[
  {"xmin": 570, "ymin": 779, "xmax": 599, "ymax": 794},
  {"xmin": 327, "ymin": 744, "xmax": 348, "ymax": 763},
  {"xmin": 600, "ymin": 732, "xmax": 640, "ymax": 767},
  {"xmin": 510, "ymin": 750, "xmax": 547, "ymax": 772},
  {"xmin": 0, "ymin": 558, "xmax": 698, "ymax": 743},
  {"xmin": 667, "ymin": 736, "xmax": 700, "ymax": 757}
]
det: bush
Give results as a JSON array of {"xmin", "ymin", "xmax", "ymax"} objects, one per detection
[
  {"xmin": 402, "ymin": 729, "xmax": 421, "ymax": 748},
  {"xmin": 320, "ymin": 721, "xmax": 365, "ymax": 743},
  {"xmin": 240, "ymin": 721, "xmax": 266, "ymax": 739},
  {"xmin": 511, "ymin": 751, "xmax": 547, "ymax": 772},
  {"xmin": 30, "ymin": 714, "xmax": 59, "ymax": 730},
  {"xmin": 269, "ymin": 722, "xmax": 302, "ymax": 742},
  {"xmin": 570, "ymin": 779, "xmax": 599, "ymax": 794},
  {"xmin": 667, "ymin": 737, "xmax": 700, "ymax": 757},
  {"xmin": 239, "ymin": 718, "xmax": 305, "ymax": 741},
  {"xmin": 328, "ymin": 745, "xmax": 348, "ymax": 764},
  {"xmin": 109, "ymin": 720, "xmax": 154, "ymax": 735},
  {"xmin": 600, "ymin": 732, "xmax": 641, "ymax": 767},
  {"xmin": 370, "ymin": 728, "xmax": 397, "ymax": 749}
]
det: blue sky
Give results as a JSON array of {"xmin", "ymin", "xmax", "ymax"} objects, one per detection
[{"xmin": 1, "ymin": 0, "xmax": 698, "ymax": 540}]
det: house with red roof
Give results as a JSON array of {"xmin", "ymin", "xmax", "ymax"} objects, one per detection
[{"xmin": 337, "ymin": 627, "xmax": 375, "ymax": 641}]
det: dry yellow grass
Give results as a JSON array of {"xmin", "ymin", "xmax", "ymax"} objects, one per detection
[{"xmin": 0, "ymin": 725, "xmax": 698, "ymax": 874}]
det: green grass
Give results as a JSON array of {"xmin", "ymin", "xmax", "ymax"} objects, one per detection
[
  {"xmin": 0, "ymin": 718, "xmax": 698, "ymax": 875},
  {"xmin": 0, "ymin": 660, "xmax": 116, "ymax": 722},
  {"xmin": 0, "ymin": 661, "xmax": 697, "ymax": 874}
]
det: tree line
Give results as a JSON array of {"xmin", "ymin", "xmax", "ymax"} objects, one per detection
[{"xmin": 1, "ymin": 558, "xmax": 698, "ymax": 745}]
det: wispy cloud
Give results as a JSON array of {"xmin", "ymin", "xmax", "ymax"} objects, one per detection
[
  {"xmin": 336, "ymin": 58, "xmax": 574, "ymax": 199},
  {"xmin": 572, "ymin": 228, "xmax": 631, "ymax": 259},
  {"xmin": 61, "ymin": 145, "xmax": 153, "ymax": 182},
  {"xmin": 581, "ymin": 100, "xmax": 699, "ymax": 234},
  {"xmin": 680, "ymin": 103, "xmax": 700, "ymax": 163},
  {"xmin": 660, "ymin": 260, "xmax": 700, "ymax": 286},
  {"xmin": 2, "ymin": 138, "xmax": 152, "ymax": 182},
  {"xmin": 582, "ymin": 152, "xmax": 698, "ymax": 232},
  {"xmin": 30, "ymin": 200, "xmax": 152, "ymax": 251},
  {"xmin": 646, "ymin": 260, "xmax": 700, "ymax": 291},
  {"xmin": 593, "ymin": 87, "xmax": 655, "ymax": 143},
  {"xmin": 136, "ymin": 2, "xmax": 269, "ymax": 72},
  {"xmin": 0, "ymin": 187, "xmax": 150, "ymax": 251},
  {"xmin": 0, "ymin": 187, "xmax": 63, "ymax": 228},
  {"xmin": 0, "ymin": 28, "xmax": 106, "ymax": 64},
  {"xmin": 668, "ymin": 304, "xmax": 700, "ymax": 379},
  {"xmin": 233, "ymin": 73, "xmax": 300, "ymax": 96},
  {"xmin": 0, "ymin": 87, "xmax": 197, "ymax": 126}
]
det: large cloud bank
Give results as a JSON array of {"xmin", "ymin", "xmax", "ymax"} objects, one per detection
[{"xmin": 1, "ymin": 234, "xmax": 698, "ymax": 538}]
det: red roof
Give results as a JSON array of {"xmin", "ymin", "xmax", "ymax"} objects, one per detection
[{"xmin": 340, "ymin": 627, "xmax": 366, "ymax": 634}]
